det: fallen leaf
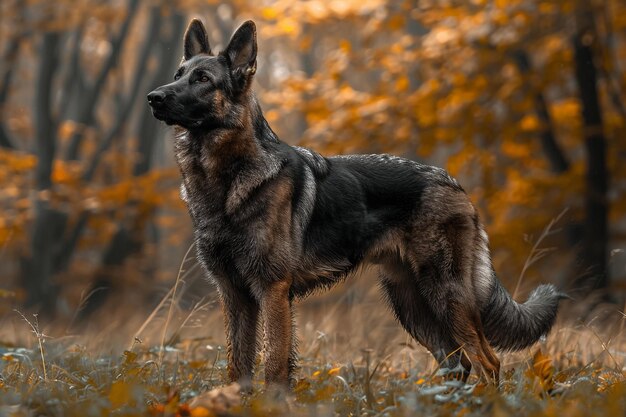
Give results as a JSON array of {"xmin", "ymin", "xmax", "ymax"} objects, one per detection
[{"xmin": 188, "ymin": 383, "xmax": 241, "ymax": 416}]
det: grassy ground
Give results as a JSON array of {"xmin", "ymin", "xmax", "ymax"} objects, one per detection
[{"xmin": 1, "ymin": 270, "xmax": 625, "ymax": 417}]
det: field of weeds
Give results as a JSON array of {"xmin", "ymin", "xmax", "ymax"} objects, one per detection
[{"xmin": 1, "ymin": 269, "xmax": 625, "ymax": 417}]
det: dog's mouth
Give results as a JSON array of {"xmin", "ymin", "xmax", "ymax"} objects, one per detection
[
  {"xmin": 151, "ymin": 109, "xmax": 203, "ymax": 128},
  {"xmin": 151, "ymin": 109, "xmax": 170, "ymax": 124}
]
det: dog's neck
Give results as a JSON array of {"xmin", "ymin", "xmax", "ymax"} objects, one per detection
[
  {"xmin": 175, "ymin": 93, "xmax": 284, "ymax": 214},
  {"xmin": 248, "ymin": 95, "xmax": 280, "ymax": 145},
  {"xmin": 185, "ymin": 94, "xmax": 277, "ymax": 158}
]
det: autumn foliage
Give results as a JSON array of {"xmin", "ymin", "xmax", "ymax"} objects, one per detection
[{"xmin": 0, "ymin": 0, "xmax": 625, "ymax": 415}]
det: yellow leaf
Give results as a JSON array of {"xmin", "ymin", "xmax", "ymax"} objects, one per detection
[
  {"xmin": 190, "ymin": 406, "xmax": 214, "ymax": 417},
  {"xmin": 261, "ymin": 7, "xmax": 278, "ymax": 20},
  {"xmin": 526, "ymin": 349, "xmax": 555, "ymax": 392},
  {"xmin": 501, "ymin": 141, "xmax": 531, "ymax": 159},
  {"xmin": 51, "ymin": 161, "xmax": 79, "ymax": 184},
  {"xmin": 277, "ymin": 18, "xmax": 299, "ymax": 36},
  {"xmin": 109, "ymin": 381, "xmax": 131, "ymax": 408},
  {"xmin": 57, "ymin": 120, "xmax": 79, "ymax": 142},
  {"xmin": 328, "ymin": 366, "xmax": 342, "ymax": 376},
  {"xmin": 396, "ymin": 76, "xmax": 410, "ymax": 92},
  {"xmin": 388, "ymin": 14, "xmax": 405, "ymax": 30},
  {"xmin": 551, "ymin": 99, "xmax": 580, "ymax": 122},
  {"xmin": 520, "ymin": 114, "xmax": 540, "ymax": 131},
  {"xmin": 339, "ymin": 39, "xmax": 351, "ymax": 54}
]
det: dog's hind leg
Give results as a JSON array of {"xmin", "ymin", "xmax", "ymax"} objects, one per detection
[
  {"xmin": 418, "ymin": 215, "xmax": 501, "ymax": 383},
  {"xmin": 443, "ymin": 299, "xmax": 500, "ymax": 383},
  {"xmin": 379, "ymin": 261, "xmax": 472, "ymax": 381},
  {"xmin": 444, "ymin": 300, "xmax": 500, "ymax": 383}
]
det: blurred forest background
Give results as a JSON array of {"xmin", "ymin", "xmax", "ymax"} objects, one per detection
[{"xmin": 0, "ymin": 0, "xmax": 625, "ymax": 333}]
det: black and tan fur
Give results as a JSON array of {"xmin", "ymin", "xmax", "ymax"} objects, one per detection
[{"xmin": 147, "ymin": 19, "xmax": 561, "ymax": 388}]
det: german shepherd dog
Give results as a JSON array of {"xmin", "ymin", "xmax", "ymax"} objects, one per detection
[{"xmin": 147, "ymin": 19, "xmax": 561, "ymax": 388}]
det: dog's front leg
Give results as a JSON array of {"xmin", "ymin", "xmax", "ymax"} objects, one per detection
[
  {"xmin": 261, "ymin": 277, "xmax": 293, "ymax": 387},
  {"xmin": 219, "ymin": 283, "xmax": 260, "ymax": 388}
]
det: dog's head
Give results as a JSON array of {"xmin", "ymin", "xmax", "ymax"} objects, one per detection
[{"xmin": 147, "ymin": 19, "xmax": 257, "ymax": 130}]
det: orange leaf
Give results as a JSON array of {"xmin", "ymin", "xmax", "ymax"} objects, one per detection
[
  {"xmin": 526, "ymin": 349, "xmax": 555, "ymax": 392},
  {"xmin": 520, "ymin": 114, "xmax": 540, "ymax": 132},
  {"xmin": 109, "ymin": 381, "xmax": 132, "ymax": 408},
  {"xmin": 189, "ymin": 406, "xmax": 213, "ymax": 417},
  {"xmin": 328, "ymin": 366, "xmax": 342, "ymax": 376}
]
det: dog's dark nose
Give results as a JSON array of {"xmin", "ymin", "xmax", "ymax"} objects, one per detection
[{"xmin": 147, "ymin": 90, "xmax": 166, "ymax": 106}]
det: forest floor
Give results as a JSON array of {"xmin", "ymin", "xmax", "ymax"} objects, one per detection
[
  {"xmin": 1, "ymin": 272, "xmax": 625, "ymax": 417},
  {"xmin": 0, "ymin": 328, "xmax": 625, "ymax": 417}
]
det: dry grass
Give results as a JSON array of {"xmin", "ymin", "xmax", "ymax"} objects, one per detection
[{"xmin": 1, "ymin": 267, "xmax": 625, "ymax": 417}]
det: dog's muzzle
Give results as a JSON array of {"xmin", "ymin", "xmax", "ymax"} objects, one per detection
[
  {"xmin": 147, "ymin": 90, "xmax": 166, "ymax": 108},
  {"xmin": 147, "ymin": 88, "xmax": 203, "ymax": 128},
  {"xmin": 147, "ymin": 89, "xmax": 174, "ymax": 124}
]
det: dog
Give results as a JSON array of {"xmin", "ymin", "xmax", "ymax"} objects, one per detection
[{"xmin": 147, "ymin": 19, "xmax": 561, "ymax": 388}]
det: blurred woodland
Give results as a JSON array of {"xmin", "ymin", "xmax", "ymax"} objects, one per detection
[{"xmin": 0, "ymin": 0, "xmax": 625, "ymax": 323}]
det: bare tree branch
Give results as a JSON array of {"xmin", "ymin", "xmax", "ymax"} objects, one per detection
[
  {"xmin": 134, "ymin": 12, "xmax": 185, "ymax": 176},
  {"xmin": 57, "ymin": 25, "xmax": 85, "ymax": 121},
  {"xmin": 511, "ymin": 49, "xmax": 570, "ymax": 174},
  {"xmin": 65, "ymin": 0, "xmax": 140, "ymax": 160},
  {"xmin": 84, "ymin": 6, "xmax": 162, "ymax": 181}
]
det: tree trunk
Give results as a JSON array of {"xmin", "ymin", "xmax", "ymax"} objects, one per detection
[
  {"xmin": 572, "ymin": 25, "xmax": 609, "ymax": 292},
  {"xmin": 24, "ymin": 31, "xmax": 63, "ymax": 312},
  {"xmin": 0, "ymin": 33, "xmax": 27, "ymax": 149},
  {"xmin": 0, "ymin": 3, "xmax": 26, "ymax": 150}
]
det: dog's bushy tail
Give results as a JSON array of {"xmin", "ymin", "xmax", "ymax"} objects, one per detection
[{"xmin": 480, "ymin": 278, "xmax": 562, "ymax": 351}]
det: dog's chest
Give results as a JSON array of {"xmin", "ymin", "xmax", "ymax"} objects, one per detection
[
  {"xmin": 180, "ymin": 173, "xmax": 255, "ymax": 275},
  {"xmin": 175, "ymin": 138, "xmax": 294, "ymax": 280}
]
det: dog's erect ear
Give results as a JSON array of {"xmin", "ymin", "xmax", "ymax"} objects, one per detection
[
  {"xmin": 183, "ymin": 19, "xmax": 211, "ymax": 60},
  {"xmin": 222, "ymin": 20, "xmax": 257, "ymax": 90}
]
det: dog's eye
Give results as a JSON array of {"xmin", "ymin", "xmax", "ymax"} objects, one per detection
[
  {"xmin": 174, "ymin": 73, "xmax": 181, "ymax": 81},
  {"xmin": 200, "ymin": 76, "xmax": 210, "ymax": 83}
]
